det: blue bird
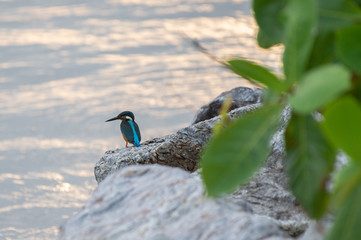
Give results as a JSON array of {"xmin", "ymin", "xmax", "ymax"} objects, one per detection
[{"xmin": 106, "ymin": 111, "xmax": 141, "ymax": 148}]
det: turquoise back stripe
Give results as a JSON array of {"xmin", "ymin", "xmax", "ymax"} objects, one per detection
[{"xmin": 128, "ymin": 121, "xmax": 140, "ymax": 146}]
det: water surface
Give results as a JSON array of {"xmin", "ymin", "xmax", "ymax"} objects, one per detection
[{"xmin": 0, "ymin": 0, "xmax": 281, "ymax": 239}]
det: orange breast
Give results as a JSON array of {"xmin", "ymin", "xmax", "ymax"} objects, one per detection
[{"xmin": 122, "ymin": 133, "xmax": 131, "ymax": 143}]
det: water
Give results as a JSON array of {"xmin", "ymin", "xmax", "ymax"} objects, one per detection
[{"xmin": 0, "ymin": 0, "xmax": 281, "ymax": 239}]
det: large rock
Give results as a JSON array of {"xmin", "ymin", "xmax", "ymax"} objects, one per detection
[
  {"xmin": 60, "ymin": 87, "xmax": 327, "ymax": 239},
  {"xmin": 59, "ymin": 165, "xmax": 294, "ymax": 240},
  {"xmin": 95, "ymin": 102, "xmax": 262, "ymax": 183},
  {"xmin": 192, "ymin": 87, "xmax": 263, "ymax": 124},
  {"xmin": 232, "ymin": 107, "xmax": 309, "ymax": 237}
]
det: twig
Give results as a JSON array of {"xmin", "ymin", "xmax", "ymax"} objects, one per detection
[{"xmin": 179, "ymin": 32, "xmax": 228, "ymax": 68}]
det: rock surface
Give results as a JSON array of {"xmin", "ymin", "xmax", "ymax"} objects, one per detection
[
  {"xmin": 232, "ymin": 106, "xmax": 309, "ymax": 237},
  {"xmin": 192, "ymin": 87, "xmax": 263, "ymax": 124},
  {"xmin": 95, "ymin": 103, "xmax": 262, "ymax": 183},
  {"xmin": 59, "ymin": 165, "xmax": 294, "ymax": 240},
  {"xmin": 60, "ymin": 87, "xmax": 326, "ymax": 240}
]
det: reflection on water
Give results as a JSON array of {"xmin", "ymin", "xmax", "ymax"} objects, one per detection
[{"xmin": 0, "ymin": 0, "xmax": 281, "ymax": 239}]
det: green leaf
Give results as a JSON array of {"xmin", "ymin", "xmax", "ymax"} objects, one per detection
[
  {"xmin": 213, "ymin": 95, "xmax": 232, "ymax": 135},
  {"xmin": 253, "ymin": 0, "xmax": 286, "ymax": 48},
  {"xmin": 351, "ymin": 74, "xmax": 361, "ymax": 103},
  {"xmin": 283, "ymin": 0, "xmax": 317, "ymax": 85},
  {"xmin": 336, "ymin": 24, "xmax": 361, "ymax": 74},
  {"xmin": 289, "ymin": 64, "xmax": 351, "ymax": 114},
  {"xmin": 257, "ymin": 28, "xmax": 279, "ymax": 49},
  {"xmin": 286, "ymin": 114, "xmax": 335, "ymax": 218},
  {"xmin": 306, "ymin": 31, "xmax": 335, "ymax": 69},
  {"xmin": 331, "ymin": 161, "xmax": 361, "ymax": 209},
  {"xmin": 227, "ymin": 59, "xmax": 285, "ymax": 92},
  {"xmin": 322, "ymin": 96, "xmax": 361, "ymax": 162},
  {"xmin": 319, "ymin": 0, "xmax": 361, "ymax": 31},
  {"xmin": 327, "ymin": 175, "xmax": 361, "ymax": 240},
  {"xmin": 201, "ymin": 104, "xmax": 282, "ymax": 197}
]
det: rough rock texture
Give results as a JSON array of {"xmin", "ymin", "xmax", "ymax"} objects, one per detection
[
  {"xmin": 59, "ymin": 165, "xmax": 294, "ymax": 240},
  {"xmin": 192, "ymin": 87, "xmax": 263, "ymax": 124},
  {"xmin": 297, "ymin": 220, "xmax": 332, "ymax": 240},
  {"xmin": 95, "ymin": 103, "xmax": 262, "ymax": 183},
  {"xmin": 60, "ymin": 87, "xmax": 327, "ymax": 239},
  {"xmin": 233, "ymin": 106, "xmax": 309, "ymax": 237}
]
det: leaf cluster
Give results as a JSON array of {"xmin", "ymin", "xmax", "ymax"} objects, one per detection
[{"xmin": 200, "ymin": 0, "xmax": 361, "ymax": 239}]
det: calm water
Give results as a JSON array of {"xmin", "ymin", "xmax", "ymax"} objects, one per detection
[{"xmin": 0, "ymin": 0, "xmax": 281, "ymax": 239}]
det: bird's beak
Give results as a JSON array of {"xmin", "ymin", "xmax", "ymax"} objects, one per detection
[{"xmin": 105, "ymin": 116, "xmax": 119, "ymax": 122}]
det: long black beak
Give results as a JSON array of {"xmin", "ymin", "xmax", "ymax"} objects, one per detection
[{"xmin": 105, "ymin": 116, "xmax": 119, "ymax": 122}]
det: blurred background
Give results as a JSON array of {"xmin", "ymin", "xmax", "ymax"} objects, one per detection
[{"xmin": 0, "ymin": 0, "xmax": 281, "ymax": 239}]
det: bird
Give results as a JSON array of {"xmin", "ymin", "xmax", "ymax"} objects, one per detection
[{"xmin": 106, "ymin": 111, "xmax": 141, "ymax": 148}]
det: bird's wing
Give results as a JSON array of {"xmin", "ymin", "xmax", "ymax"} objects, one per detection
[
  {"xmin": 133, "ymin": 121, "xmax": 141, "ymax": 142},
  {"xmin": 120, "ymin": 121, "xmax": 134, "ymax": 143}
]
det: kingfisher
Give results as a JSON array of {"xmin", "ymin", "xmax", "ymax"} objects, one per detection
[{"xmin": 106, "ymin": 111, "xmax": 141, "ymax": 148}]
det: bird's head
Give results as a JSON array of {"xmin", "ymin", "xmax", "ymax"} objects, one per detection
[{"xmin": 106, "ymin": 111, "xmax": 135, "ymax": 122}]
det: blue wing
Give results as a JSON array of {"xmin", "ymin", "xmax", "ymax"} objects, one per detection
[
  {"xmin": 121, "ymin": 120, "xmax": 141, "ymax": 146},
  {"xmin": 133, "ymin": 121, "xmax": 141, "ymax": 142}
]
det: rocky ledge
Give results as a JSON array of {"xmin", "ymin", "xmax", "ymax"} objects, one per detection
[
  {"xmin": 94, "ymin": 87, "xmax": 263, "ymax": 183},
  {"xmin": 59, "ymin": 87, "xmax": 327, "ymax": 240}
]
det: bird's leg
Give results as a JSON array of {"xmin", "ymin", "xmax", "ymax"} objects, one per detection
[{"xmin": 126, "ymin": 142, "xmax": 128, "ymax": 148}]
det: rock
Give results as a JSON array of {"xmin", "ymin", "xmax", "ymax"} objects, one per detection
[
  {"xmin": 95, "ymin": 102, "xmax": 262, "ymax": 183},
  {"xmin": 192, "ymin": 87, "xmax": 263, "ymax": 124},
  {"xmin": 60, "ymin": 87, "xmax": 320, "ymax": 239},
  {"xmin": 59, "ymin": 165, "xmax": 294, "ymax": 240},
  {"xmin": 298, "ymin": 220, "xmax": 332, "ymax": 240},
  {"xmin": 233, "ymin": 106, "xmax": 309, "ymax": 237}
]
